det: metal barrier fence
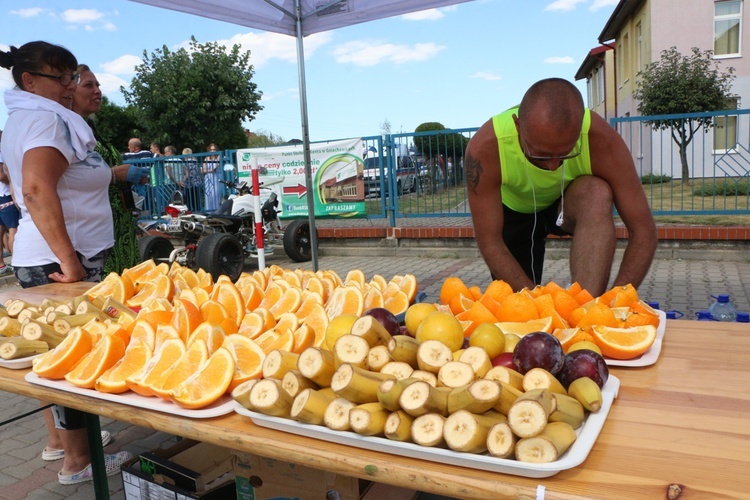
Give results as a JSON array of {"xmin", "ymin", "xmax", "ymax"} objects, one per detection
[{"xmin": 129, "ymin": 110, "xmax": 750, "ymax": 223}]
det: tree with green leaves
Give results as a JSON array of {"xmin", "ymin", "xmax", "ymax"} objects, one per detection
[
  {"xmin": 122, "ymin": 37, "xmax": 263, "ymax": 152},
  {"xmin": 634, "ymin": 46, "xmax": 736, "ymax": 185},
  {"xmin": 247, "ymin": 129, "xmax": 287, "ymax": 148},
  {"xmin": 91, "ymin": 96, "xmax": 141, "ymax": 152}
]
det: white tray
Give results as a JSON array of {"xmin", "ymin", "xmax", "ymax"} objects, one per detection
[
  {"xmin": 235, "ymin": 375, "xmax": 620, "ymax": 478},
  {"xmin": 25, "ymin": 372, "xmax": 233, "ymax": 418},
  {"xmin": 605, "ymin": 310, "xmax": 666, "ymax": 367},
  {"xmin": 0, "ymin": 354, "xmax": 40, "ymax": 370}
]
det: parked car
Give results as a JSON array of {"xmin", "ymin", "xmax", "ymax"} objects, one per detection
[{"xmin": 363, "ymin": 155, "xmax": 420, "ymax": 197}]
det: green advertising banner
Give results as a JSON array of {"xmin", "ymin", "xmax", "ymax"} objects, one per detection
[{"xmin": 235, "ymin": 138, "xmax": 366, "ymax": 219}]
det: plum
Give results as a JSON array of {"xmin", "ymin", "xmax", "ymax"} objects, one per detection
[
  {"xmin": 490, "ymin": 352, "xmax": 516, "ymax": 369},
  {"xmin": 363, "ymin": 307, "xmax": 400, "ymax": 337},
  {"xmin": 557, "ymin": 349, "xmax": 609, "ymax": 389},
  {"xmin": 512, "ymin": 331, "xmax": 564, "ymax": 375}
]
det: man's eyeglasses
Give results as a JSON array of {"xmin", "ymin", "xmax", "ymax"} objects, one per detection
[
  {"xmin": 520, "ymin": 135, "xmax": 581, "ymax": 162},
  {"xmin": 27, "ymin": 71, "xmax": 81, "ymax": 87}
]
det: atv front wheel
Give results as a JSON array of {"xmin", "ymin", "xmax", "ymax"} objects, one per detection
[
  {"xmin": 195, "ymin": 233, "xmax": 245, "ymax": 282},
  {"xmin": 138, "ymin": 235, "xmax": 174, "ymax": 264},
  {"xmin": 283, "ymin": 219, "xmax": 317, "ymax": 262}
]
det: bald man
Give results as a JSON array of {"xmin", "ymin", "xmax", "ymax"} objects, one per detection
[{"xmin": 464, "ymin": 78, "xmax": 657, "ymax": 296}]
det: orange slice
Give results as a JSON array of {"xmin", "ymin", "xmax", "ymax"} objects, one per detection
[
  {"xmin": 363, "ymin": 286, "xmax": 385, "ymax": 311},
  {"xmin": 552, "ymin": 327, "xmax": 590, "ymax": 351},
  {"xmin": 151, "ymin": 339, "xmax": 210, "ymax": 400},
  {"xmin": 268, "ymin": 288, "xmax": 302, "ymax": 320},
  {"xmin": 275, "ymin": 312, "xmax": 299, "ymax": 335},
  {"xmin": 128, "ymin": 319, "xmax": 156, "ymax": 351},
  {"xmin": 303, "ymin": 276, "xmax": 326, "ymax": 299},
  {"xmin": 495, "ymin": 317, "xmax": 554, "ymax": 336},
  {"xmin": 449, "ymin": 293, "xmax": 474, "ymax": 315},
  {"xmin": 344, "ymin": 269, "xmax": 366, "ymax": 288},
  {"xmin": 257, "ymin": 282, "xmax": 284, "ymax": 310},
  {"xmin": 210, "ymin": 282, "xmax": 246, "ymax": 326},
  {"xmin": 222, "ymin": 334, "xmax": 265, "ymax": 391},
  {"xmin": 137, "ymin": 309, "xmax": 174, "ymax": 329},
  {"xmin": 483, "ymin": 280, "xmax": 513, "ymax": 304},
  {"xmin": 439, "ymin": 276, "xmax": 472, "ymax": 305},
  {"xmin": 302, "ymin": 303, "xmax": 329, "ymax": 348},
  {"xmin": 495, "ymin": 293, "xmax": 539, "ymax": 323},
  {"xmin": 292, "ymin": 324, "xmax": 315, "ymax": 354},
  {"xmin": 32, "ymin": 327, "xmax": 93, "ymax": 380},
  {"xmin": 121, "ymin": 259, "xmax": 156, "ymax": 284},
  {"xmin": 200, "ymin": 299, "xmax": 231, "ymax": 326},
  {"xmin": 398, "ymin": 274, "xmax": 418, "ymax": 303},
  {"xmin": 134, "ymin": 262, "xmax": 169, "ymax": 289},
  {"xmin": 65, "ymin": 333, "xmax": 127, "ymax": 389},
  {"xmin": 295, "ymin": 291, "xmax": 324, "ymax": 321},
  {"xmin": 126, "ymin": 338, "xmax": 186, "ymax": 397},
  {"xmin": 590, "ymin": 325, "xmax": 657, "ymax": 360},
  {"xmin": 153, "ymin": 324, "xmax": 182, "ymax": 353},
  {"xmin": 95, "ymin": 339, "xmax": 153, "ymax": 394},
  {"xmin": 239, "ymin": 282, "xmax": 264, "ymax": 311},
  {"xmin": 86, "ymin": 273, "xmax": 134, "ymax": 303},
  {"xmin": 238, "ymin": 311, "xmax": 267, "ymax": 340},
  {"xmin": 187, "ymin": 322, "xmax": 227, "ymax": 355},
  {"xmin": 169, "ymin": 347, "xmax": 235, "ymax": 409},
  {"xmin": 383, "ymin": 289, "xmax": 410, "ymax": 316},
  {"xmin": 171, "ymin": 298, "xmax": 203, "ymax": 344},
  {"xmin": 325, "ymin": 286, "xmax": 364, "ymax": 318},
  {"xmin": 575, "ymin": 302, "xmax": 620, "ymax": 330},
  {"xmin": 280, "ymin": 270, "xmax": 302, "ymax": 288},
  {"xmin": 621, "ymin": 311, "xmax": 660, "ymax": 328}
]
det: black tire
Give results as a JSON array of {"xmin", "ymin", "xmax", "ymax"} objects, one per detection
[
  {"xmin": 138, "ymin": 235, "xmax": 174, "ymax": 264},
  {"xmin": 195, "ymin": 233, "xmax": 245, "ymax": 282},
  {"xmin": 283, "ymin": 219, "xmax": 317, "ymax": 262}
]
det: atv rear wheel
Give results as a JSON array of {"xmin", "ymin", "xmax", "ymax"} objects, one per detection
[
  {"xmin": 195, "ymin": 233, "xmax": 245, "ymax": 282},
  {"xmin": 138, "ymin": 235, "xmax": 174, "ymax": 264},
  {"xmin": 283, "ymin": 219, "xmax": 317, "ymax": 262}
]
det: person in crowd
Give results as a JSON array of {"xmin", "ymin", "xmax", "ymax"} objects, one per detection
[
  {"xmin": 0, "ymin": 40, "xmax": 140, "ymax": 485},
  {"xmin": 182, "ymin": 147, "xmax": 204, "ymax": 211},
  {"xmin": 123, "ymin": 137, "xmax": 155, "ymax": 212},
  {"xmin": 150, "ymin": 142, "xmax": 163, "ymax": 157},
  {"xmin": 202, "ymin": 142, "xmax": 221, "ymax": 210},
  {"xmin": 464, "ymin": 77, "xmax": 657, "ymax": 297},
  {"xmin": 0, "ymin": 130, "xmax": 19, "ymax": 276}
]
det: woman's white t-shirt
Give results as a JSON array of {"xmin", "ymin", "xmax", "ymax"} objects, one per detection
[{"xmin": 1, "ymin": 109, "xmax": 114, "ymax": 266}]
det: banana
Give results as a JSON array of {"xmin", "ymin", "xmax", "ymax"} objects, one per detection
[
  {"xmin": 514, "ymin": 421, "xmax": 577, "ymax": 463},
  {"xmin": 297, "ymin": 347, "xmax": 336, "ymax": 387},
  {"xmin": 249, "ymin": 378, "xmax": 294, "ymax": 418},
  {"xmin": 323, "ymin": 397, "xmax": 357, "ymax": 431},
  {"xmin": 349, "ymin": 402, "xmax": 389, "ymax": 436},
  {"xmin": 52, "ymin": 313, "xmax": 103, "ymax": 335},
  {"xmin": 484, "ymin": 365, "xmax": 525, "ymax": 392},
  {"xmin": 232, "ymin": 379, "xmax": 260, "ymax": 410},
  {"xmin": 379, "ymin": 361, "xmax": 414, "ymax": 380},
  {"xmin": 493, "ymin": 379, "xmax": 524, "ymax": 416},
  {"xmin": 0, "ymin": 317, "xmax": 24, "ymax": 337},
  {"xmin": 5, "ymin": 300, "xmax": 37, "ymax": 318},
  {"xmin": 377, "ymin": 377, "xmax": 420, "ymax": 411},
  {"xmin": 416, "ymin": 339, "xmax": 453, "ymax": 373},
  {"xmin": 21, "ymin": 320, "xmax": 66, "ymax": 348},
  {"xmin": 54, "ymin": 302, "xmax": 74, "ymax": 316},
  {"xmin": 384, "ymin": 410, "xmax": 414, "ymax": 441},
  {"xmin": 506, "ymin": 388, "xmax": 555, "ymax": 438},
  {"xmin": 74, "ymin": 301, "xmax": 111, "ymax": 321},
  {"xmin": 398, "ymin": 380, "xmax": 450, "ymax": 417},
  {"xmin": 101, "ymin": 297, "xmax": 137, "ymax": 327},
  {"xmin": 0, "ymin": 338, "xmax": 49, "ymax": 360},
  {"xmin": 330, "ymin": 363, "xmax": 396, "ymax": 403},
  {"xmin": 486, "ymin": 420, "xmax": 517, "ymax": 459},
  {"xmin": 291, "ymin": 388, "xmax": 338, "ymax": 425},
  {"xmin": 458, "ymin": 346, "xmax": 492, "ymax": 378},
  {"xmin": 443, "ymin": 409, "xmax": 505, "ymax": 453},
  {"xmin": 522, "ymin": 367, "xmax": 568, "ymax": 395},
  {"xmin": 448, "ymin": 379, "xmax": 502, "ymax": 414},
  {"xmin": 411, "ymin": 413, "xmax": 446, "ymax": 447},
  {"xmin": 367, "ymin": 345, "xmax": 392, "ymax": 372},
  {"xmin": 567, "ymin": 377, "xmax": 603, "ymax": 413},
  {"xmin": 437, "ymin": 361, "xmax": 475, "ymax": 388},
  {"xmin": 410, "ymin": 369, "xmax": 438, "ymax": 387},
  {"xmin": 332, "ymin": 334, "xmax": 370, "ymax": 369},
  {"xmin": 17, "ymin": 308, "xmax": 43, "ymax": 323},
  {"xmin": 388, "ymin": 335, "xmax": 420, "ymax": 368},
  {"xmin": 350, "ymin": 315, "xmax": 393, "ymax": 348},
  {"xmin": 263, "ymin": 349, "xmax": 301, "ymax": 380},
  {"xmin": 40, "ymin": 297, "xmax": 70, "ymax": 312},
  {"xmin": 549, "ymin": 393, "xmax": 585, "ymax": 429},
  {"xmin": 281, "ymin": 369, "xmax": 319, "ymax": 398}
]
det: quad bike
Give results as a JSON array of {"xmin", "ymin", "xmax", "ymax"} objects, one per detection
[{"xmin": 138, "ymin": 178, "xmax": 317, "ymax": 281}]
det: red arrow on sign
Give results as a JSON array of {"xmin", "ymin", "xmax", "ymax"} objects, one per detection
[{"xmin": 283, "ymin": 183, "xmax": 307, "ymax": 198}]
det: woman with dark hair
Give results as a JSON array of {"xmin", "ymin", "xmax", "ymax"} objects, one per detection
[{"xmin": 0, "ymin": 41, "xmax": 135, "ymax": 485}]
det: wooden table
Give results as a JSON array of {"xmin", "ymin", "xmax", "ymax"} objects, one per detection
[{"xmin": 1, "ymin": 283, "xmax": 748, "ymax": 499}]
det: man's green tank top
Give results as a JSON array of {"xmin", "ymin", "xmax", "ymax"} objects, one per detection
[{"xmin": 491, "ymin": 107, "xmax": 592, "ymax": 214}]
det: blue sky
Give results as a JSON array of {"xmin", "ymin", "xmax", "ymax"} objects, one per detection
[{"xmin": 1, "ymin": 0, "xmax": 620, "ymax": 146}]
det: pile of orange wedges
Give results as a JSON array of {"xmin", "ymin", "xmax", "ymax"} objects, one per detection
[
  {"xmin": 30, "ymin": 260, "xmax": 420, "ymax": 410},
  {"xmin": 437, "ymin": 277, "xmax": 659, "ymax": 361}
]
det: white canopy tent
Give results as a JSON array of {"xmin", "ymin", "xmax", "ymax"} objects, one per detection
[{"xmin": 130, "ymin": 0, "xmax": 474, "ymax": 269}]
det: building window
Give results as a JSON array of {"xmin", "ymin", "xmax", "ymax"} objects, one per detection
[
  {"xmin": 714, "ymin": 98, "xmax": 739, "ymax": 151},
  {"xmin": 622, "ymin": 32, "xmax": 630, "ymax": 82},
  {"xmin": 595, "ymin": 67, "xmax": 605, "ymax": 106},
  {"xmin": 586, "ymin": 78, "xmax": 593, "ymax": 107},
  {"xmin": 636, "ymin": 22, "xmax": 643, "ymax": 72},
  {"xmin": 715, "ymin": 0, "xmax": 742, "ymax": 56}
]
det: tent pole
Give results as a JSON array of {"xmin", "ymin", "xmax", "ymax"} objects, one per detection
[{"xmin": 294, "ymin": 0, "xmax": 319, "ymax": 271}]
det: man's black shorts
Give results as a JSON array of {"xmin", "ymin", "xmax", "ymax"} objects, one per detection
[{"xmin": 500, "ymin": 200, "xmax": 571, "ymax": 285}]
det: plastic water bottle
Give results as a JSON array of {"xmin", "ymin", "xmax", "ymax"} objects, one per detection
[
  {"xmin": 708, "ymin": 294, "xmax": 738, "ymax": 322},
  {"xmin": 666, "ymin": 310, "xmax": 684, "ymax": 320},
  {"xmin": 736, "ymin": 311, "xmax": 749, "ymax": 323},
  {"xmin": 695, "ymin": 310, "xmax": 713, "ymax": 321}
]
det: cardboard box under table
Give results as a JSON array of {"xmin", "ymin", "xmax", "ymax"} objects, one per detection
[
  {"xmin": 233, "ymin": 451, "xmax": 417, "ymax": 500},
  {"xmin": 121, "ymin": 439, "xmax": 235, "ymax": 500}
]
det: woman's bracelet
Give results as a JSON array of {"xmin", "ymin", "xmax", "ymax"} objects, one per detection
[{"xmin": 111, "ymin": 168, "xmax": 116, "ymax": 184}]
